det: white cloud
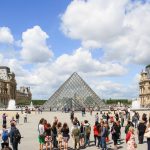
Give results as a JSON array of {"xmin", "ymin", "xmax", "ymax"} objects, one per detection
[
  {"xmin": 0, "ymin": 27, "xmax": 14, "ymax": 44},
  {"xmin": 21, "ymin": 48, "xmax": 127, "ymax": 99},
  {"xmin": 105, "ymin": 3, "xmax": 150, "ymax": 65},
  {"xmin": 0, "ymin": 54, "xmax": 29, "ymax": 77},
  {"xmin": 92, "ymin": 80, "xmax": 138, "ymax": 99},
  {"xmin": 0, "ymin": 46, "xmax": 135, "ymax": 100},
  {"xmin": 61, "ymin": 0, "xmax": 150, "ymax": 65},
  {"xmin": 21, "ymin": 26, "xmax": 53, "ymax": 63},
  {"xmin": 61, "ymin": 0, "xmax": 127, "ymax": 48}
]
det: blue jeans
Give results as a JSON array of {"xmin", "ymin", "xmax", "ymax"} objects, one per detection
[
  {"xmin": 12, "ymin": 141, "xmax": 18, "ymax": 150},
  {"xmin": 101, "ymin": 137, "xmax": 107, "ymax": 150},
  {"xmin": 84, "ymin": 134, "xmax": 90, "ymax": 146},
  {"xmin": 97, "ymin": 136, "xmax": 101, "ymax": 147},
  {"xmin": 53, "ymin": 135, "xmax": 58, "ymax": 148}
]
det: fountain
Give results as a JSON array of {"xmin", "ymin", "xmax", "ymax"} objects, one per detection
[
  {"xmin": 131, "ymin": 100, "xmax": 141, "ymax": 109},
  {"xmin": 7, "ymin": 99, "xmax": 16, "ymax": 110},
  {"xmin": 29, "ymin": 101, "xmax": 34, "ymax": 110}
]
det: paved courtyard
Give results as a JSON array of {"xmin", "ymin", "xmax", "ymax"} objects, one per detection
[{"xmin": 0, "ymin": 111, "xmax": 148, "ymax": 150}]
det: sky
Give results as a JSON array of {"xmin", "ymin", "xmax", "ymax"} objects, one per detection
[{"xmin": 0, "ymin": 0, "xmax": 150, "ymax": 100}]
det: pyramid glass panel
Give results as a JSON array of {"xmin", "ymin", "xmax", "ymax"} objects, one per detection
[{"xmin": 43, "ymin": 72, "xmax": 104, "ymax": 110}]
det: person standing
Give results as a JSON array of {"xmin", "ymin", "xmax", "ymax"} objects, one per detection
[
  {"xmin": 2, "ymin": 113, "xmax": 7, "ymax": 127},
  {"xmin": 84, "ymin": 120, "xmax": 91, "ymax": 147},
  {"xmin": 15, "ymin": 113, "xmax": 20, "ymax": 124},
  {"xmin": 115, "ymin": 113, "xmax": 119, "ymax": 122},
  {"xmin": 0, "ymin": 124, "xmax": 9, "ymax": 149},
  {"xmin": 132, "ymin": 112, "xmax": 138, "ymax": 128},
  {"xmin": 145, "ymin": 123, "xmax": 150, "ymax": 150},
  {"xmin": 23, "ymin": 112, "xmax": 27, "ymax": 123},
  {"xmin": 126, "ymin": 127, "xmax": 137, "ymax": 150},
  {"xmin": 9, "ymin": 122, "xmax": 21, "ymax": 150},
  {"xmin": 93, "ymin": 122, "xmax": 98, "ymax": 146},
  {"xmin": 61, "ymin": 123, "xmax": 70, "ymax": 150},
  {"xmin": 121, "ymin": 114, "xmax": 124, "ymax": 127},
  {"xmin": 101, "ymin": 122, "xmax": 107, "ymax": 150},
  {"xmin": 82, "ymin": 108, "xmax": 85, "ymax": 117},
  {"xmin": 38, "ymin": 118, "xmax": 45, "ymax": 150},
  {"xmin": 79, "ymin": 122, "xmax": 85, "ymax": 147},
  {"xmin": 57, "ymin": 122, "xmax": 63, "ymax": 150},
  {"xmin": 52, "ymin": 122, "xmax": 58, "ymax": 148},
  {"xmin": 138, "ymin": 119, "xmax": 146, "ymax": 144},
  {"xmin": 111, "ymin": 122, "xmax": 119, "ymax": 150},
  {"xmin": 70, "ymin": 111, "xmax": 74, "ymax": 123},
  {"xmin": 95, "ymin": 113, "xmax": 99, "ymax": 123},
  {"xmin": 106, "ymin": 113, "xmax": 110, "ymax": 122},
  {"xmin": 71, "ymin": 121, "xmax": 80, "ymax": 150},
  {"xmin": 97, "ymin": 123, "xmax": 102, "ymax": 148},
  {"xmin": 45, "ymin": 123, "xmax": 53, "ymax": 150}
]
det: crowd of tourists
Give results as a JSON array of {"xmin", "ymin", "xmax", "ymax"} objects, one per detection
[
  {"xmin": 0, "ymin": 113, "xmax": 22, "ymax": 150},
  {"xmin": 1, "ymin": 108, "xmax": 150, "ymax": 150},
  {"xmin": 38, "ymin": 115, "xmax": 93, "ymax": 150},
  {"xmin": 37, "ymin": 110, "xmax": 150, "ymax": 150}
]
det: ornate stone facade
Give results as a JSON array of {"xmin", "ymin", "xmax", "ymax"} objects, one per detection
[
  {"xmin": 139, "ymin": 65, "xmax": 150, "ymax": 107},
  {"xmin": 0, "ymin": 66, "xmax": 16, "ymax": 106},
  {"xmin": 0, "ymin": 66, "xmax": 32, "ymax": 106},
  {"xmin": 16, "ymin": 87, "xmax": 32, "ymax": 104}
]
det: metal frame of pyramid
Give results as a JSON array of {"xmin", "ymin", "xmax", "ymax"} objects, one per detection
[{"xmin": 43, "ymin": 72, "xmax": 104, "ymax": 110}]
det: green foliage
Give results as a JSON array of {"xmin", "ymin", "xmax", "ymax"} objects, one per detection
[
  {"xmin": 32, "ymin": 100, "xmax": 47, "ymax": 105},
  {"xmin": 105, "ymin": 99, "xmax": 131, "ymax": 105},
  {"xmin": 17, "ymin": 100, "xmax": 31, "ymax": 105},
  {"xmin": 146, "ymin": 64, "xmax": 150, "ymax": 68},
  {"xmin": 16, "ymin": 100, "xmax": 47, "ymax": 106}
]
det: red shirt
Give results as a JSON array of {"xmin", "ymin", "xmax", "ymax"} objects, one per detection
[
  {"xmin": 93, "ymin": 125, "xmax": 98, "ymax": 136},
  {"xmin": 126, "ymin": 131, "xmax": 131, "ymax": 143}
]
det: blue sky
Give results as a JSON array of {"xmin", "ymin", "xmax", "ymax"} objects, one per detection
[
  {"xmin": 0, "ymin": 0, "xmax": 80, "ymax": 56},
  {"xmin": 0, "ymin": 0, "xmax": 150, "ymax": 99}
]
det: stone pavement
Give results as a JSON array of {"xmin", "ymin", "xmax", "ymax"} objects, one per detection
[{"xmin": 0, "ymin": 111, "xmax": 148, "ymax": 150}]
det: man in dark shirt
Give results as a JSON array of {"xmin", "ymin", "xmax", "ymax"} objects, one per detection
[{"xmin": 9, "ymin": 123, "xmax": 21, "ymax": 150}]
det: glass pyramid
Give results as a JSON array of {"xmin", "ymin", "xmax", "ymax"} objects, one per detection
[{"xmin": 43, "ymin": 72, "xmax": 104, "ymax": 110}]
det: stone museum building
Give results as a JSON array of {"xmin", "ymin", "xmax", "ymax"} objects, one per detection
[
  {"xmin": 139, "ymin": 65, "xmax": 150, "ymax": 107},
  {"xmin": 16, "ymin": 86, "xmax": 32, "ymax": 104},
  {"xmin": 0, "ymin": 66, "xmax": 32, "ymax": 106}
]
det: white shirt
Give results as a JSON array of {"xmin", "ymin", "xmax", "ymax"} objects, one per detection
[
  {"xmin": 0, "ymin": 130, "xmax": 2, "ymax": 143},
  {"xmin": 38, "ymin": 124, "xmax": 44, "ymax": 135},
  {"xmin": 24, "ymin": 113, "xmax": 27, "ymax": 118}
]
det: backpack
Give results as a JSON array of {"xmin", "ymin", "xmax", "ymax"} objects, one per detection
[
  {"xmin": 138, "ymin": 123, "xmax": 146, "ymax": 133},
  {"xmin": 13, "ymin": 129, "xmax": 21, "ymax": 143},
  {"xmin": 72, "ymin": 128, "xmax": 80, "ymax": 136},
  {"xmin": 125, "ymin": 125, "xmax": 130, "ymax": 134},
  {"xmin": 85, "ymin": 126, "xmax": 91, "ymax": 135},
  {"xmin": 111, "ymin": 126, "xmax": 116, "ymax": 134},
  {"xmin": 2, "ymin": 130, "xmax": 8, "ymax": 142}
]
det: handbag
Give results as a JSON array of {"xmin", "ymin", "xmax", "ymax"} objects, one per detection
[
  {"xmin": 134, "ymin": 143, "xmax": 137, "ymax": 148},
  {"xmin": 39, "ymin": 132, "xmax": 46, "ymax": 138},
  {"xmin": 144, "ymin": 131, "xmax": 150, "ymax": 138}
]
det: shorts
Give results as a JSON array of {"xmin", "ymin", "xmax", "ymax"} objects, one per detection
[
  {"xmin": 63, "ymin": 136, "xmax": 69, "ymax": 142},
  {"xmin": 80, "ymin": 133, "xmax": 84, "ymax": 139},
  {"xmin": 57, "ymin": 134, "xmax": 63, "ymax": 143},
  {"xmin": 1, "ymin": 142, "xmax": 9, "ymax": 148},
  {"xmin": 45, "ymin": 136, "xmax": 52, "ymax": 142},
  {"xmin": 74, "ymin": 136, "xmax": 80, "ymax": 143},
  {"xmin": 38, "ymin": 135, "xmax": 45, "ymax": 144}
]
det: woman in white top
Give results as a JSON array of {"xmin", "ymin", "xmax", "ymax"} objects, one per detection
[
  {"xmin": 145, "ymin": 123, "xmax": 150, "ymax": 150},
  {"xmin": 38, "ymin": 118, "xmax": 45, "ymax": 150}
]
